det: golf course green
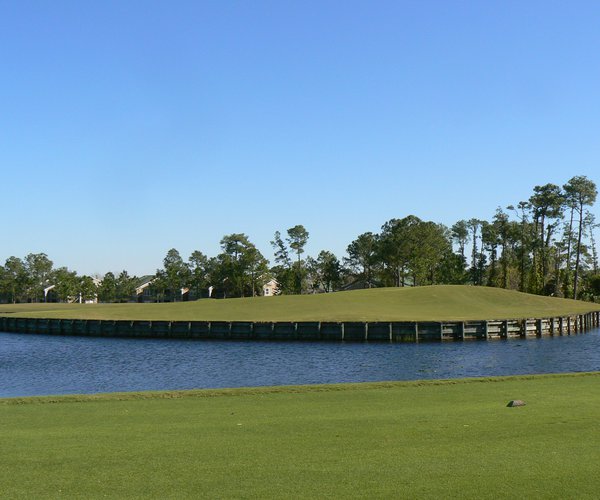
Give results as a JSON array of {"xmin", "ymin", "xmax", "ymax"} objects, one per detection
[
  {"xmin": 2, "ymin": 373, "xmax": 600, "ymax": 498},
  {"xmin": 2, "ymin": 285, "xmax": 600, "ymax": 321}
]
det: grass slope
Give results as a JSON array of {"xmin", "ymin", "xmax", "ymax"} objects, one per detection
[
  {"xmin": 2, "ymin": 373, "xmax": 600, "ymax": 498},
  {"xmin": 1, "ymin": 285, "xmax": 599, "ymax": 322}
]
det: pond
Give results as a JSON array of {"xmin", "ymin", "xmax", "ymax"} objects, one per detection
[{"xmin": 1, "ymin": 329, "xmax": 600, "ymax": 398}]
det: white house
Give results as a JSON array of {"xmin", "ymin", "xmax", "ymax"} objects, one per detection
[{"xmin": 263, "ymin": 279, "xmax": 279, "ymax": 297}]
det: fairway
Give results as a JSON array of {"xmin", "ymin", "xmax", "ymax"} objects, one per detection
[
  {"xmin": 2, "ymin": 373, "xmax": 600, "ymax": 498},
  {"xmin": 2, "ymin": 285, "xmax": 600, "ymax": 322}
]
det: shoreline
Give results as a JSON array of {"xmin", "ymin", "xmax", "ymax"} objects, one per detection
[
  {"xmin": 1, "ymin": 311, "xmax": 599, "ymax": 342},
  {"xmin": 3, "ymin": 371, "xmax": 600, "ymax": 405}
]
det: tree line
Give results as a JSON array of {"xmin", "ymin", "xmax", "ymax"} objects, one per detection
[{"xmin": 1, "ymin": 175, "xmax": 599, "ymax": 303}]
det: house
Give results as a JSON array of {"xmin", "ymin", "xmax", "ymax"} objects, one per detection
[
  {"xmin": 84, "ymin": 277, "xmax": 103, "ymax": 303},
  {"xmin": 134, "ymin": 275, "xmax": 155, "ymax": 302},
  {"xmin": 133, "ymin": 276, "xmax": 193, "ymax": 302},
  {"xmin": 340, "ymin": 278, "xmax": 381, "ymax": 291},
  {"xmin": 263, "ymin": 279, "xmax": 279, "ymax": 297},
  {"xmin": 44, "ymin": 284, "xmax": 56, "ymax": 302},
  {"xmin": 42, "ymin": 276, "xmax": 102, "ymax": 304}
]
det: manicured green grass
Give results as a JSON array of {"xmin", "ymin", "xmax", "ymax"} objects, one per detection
[
  {"xmin": 2, "ymin": 373, "xmax": 600, "ymax": 498},
  {"xmin": 1, "ymin": 285, "xmax": 599, "ymax": 322}
]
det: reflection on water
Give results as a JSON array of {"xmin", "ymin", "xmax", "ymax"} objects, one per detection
[{"xmin": 1, "ymin": 329, "xmax": 599, "ymax": 397}]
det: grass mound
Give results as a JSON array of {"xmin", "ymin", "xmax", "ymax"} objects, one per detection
[{"xmin": 2, "ymin": 285, "xmax": 599, "ymax": 322}]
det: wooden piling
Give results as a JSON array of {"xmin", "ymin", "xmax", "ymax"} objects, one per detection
[{"xmin": 1, "ymin": 308, "xmax": 599, "ymax": 343}]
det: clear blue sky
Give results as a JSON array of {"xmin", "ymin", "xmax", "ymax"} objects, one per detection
[{"xmin": 2, "ymin": 1, "xmax": 599, "ymax": 276}]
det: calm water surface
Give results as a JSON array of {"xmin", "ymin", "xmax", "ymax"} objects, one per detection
[{"xmin": 1, "ymin": 329, "xmax": 600, "ymax": 398}]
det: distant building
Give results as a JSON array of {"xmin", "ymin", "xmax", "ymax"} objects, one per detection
[
  {"xmin": 340, "ymin": 279, "xmax": 382, "ymax": 291},
  {"xmin": 43, "ymin": 277, "xmax": 102, "ymax": 304},
  {"xmin": 44, "ymin": 285, "xmax": 56, "ymax": 302},
  {"xmin": 83, "ymin": 277, "xmax": 103, "ymax": 303},
  {"xmin": 134, "ymin": 275, "xmax": 155, "ymax": 302},
  {"xmin": 133, "ymin": 276, "xmax": 194, "ymax": 302},
  {"xmin": 263, "ymin": 279, "xmax": 279, "ymax": 297}
]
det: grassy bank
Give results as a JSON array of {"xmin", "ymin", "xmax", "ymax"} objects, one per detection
[
  {"xmin": 1, "ymin": 285, "xmax": 599, "ymax": 322},
  {"xmin": 2, "ymin": 373, "xmax": 600, "ymax": 498}
]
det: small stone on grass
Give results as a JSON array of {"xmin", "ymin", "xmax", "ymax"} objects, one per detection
[{"xmin": 507, "ymin": 400, "xmax": 526, "ymax": 407}]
